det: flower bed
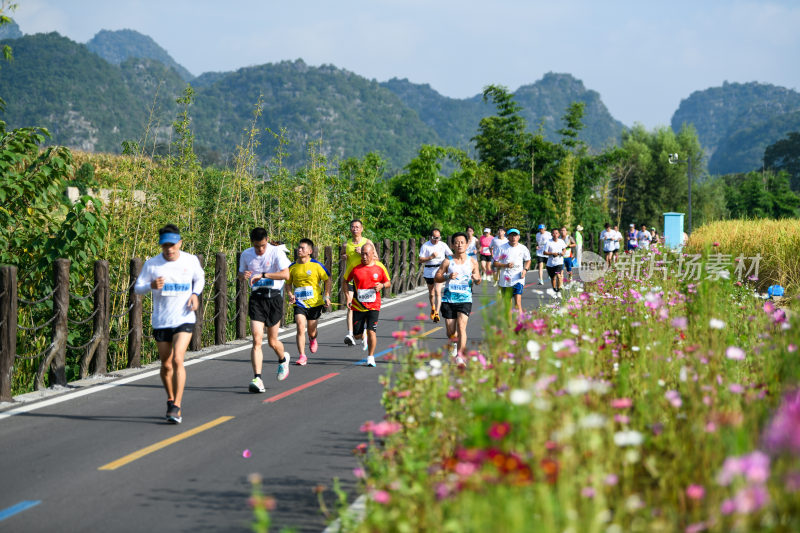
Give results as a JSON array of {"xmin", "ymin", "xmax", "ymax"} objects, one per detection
[{"xmin": 350, "ymin": 258, "xmax": 800, "ymax": 532}]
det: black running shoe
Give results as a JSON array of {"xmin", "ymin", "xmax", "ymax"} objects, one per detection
[
  {"xmin": 166, "ymin": 403, "xmax": 182, "ymax": 424},
  {"xmin": 165, "ymin": 400, "xmax": 174, "ymax": 421}
]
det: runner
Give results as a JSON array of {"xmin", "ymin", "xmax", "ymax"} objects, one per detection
[
  {"xmin": 574, "ymin": 224, "xmax": 584, "ymax": 268},
  {"xmin": 465, "ymin": 226, "xmax": 479, "ymax": 264},
  {"xmin": 342, "ymin": 219, "xmax": 373, "ymax": 346},
  {"xmin": 239, "ymin": 227, "xmax": 292, "ymax": 392},
  {"xmin": 600, "ymin": 223, "xmax": 615, "ymax": 268},
  {"xmin": 418, "ymin": 228, "xmax": 453, "ymax": 323},
  {"xmin": 560, "ymin": 226, "xmax": 576, "ymax": 283},
  {"xmin": 637, "ymin": 224, "xmax": 653, "ymax": 251},
  {"xmin": 494, "ymin": 228, "xmax": 531, "ymax": 318},
  {"xmin": 478, "ymin": 228, "xmax": 494, "ymax": 280},
  {"xmin": 134, "ymin": 224, "xmax": 205, "ymax": 424},
  {"xmin": 490, "ymin": 228, "xmax": 508, "ymax": 287},
  {"xmin": 347, "ymin": 243, "xmax": 391, "ymax": 367},
  {"xmin": 612, "ymin": 225, "xmax": 622, "ymax": 264},
  {"xmin": 434, "ymin": 232, "xmax": 481, "ymax": 367},
  {"xmin": 626, "ymin": 224, "xmax": 638, "ymax": 253},
  {"xmin": 535, "ymin": 224, "xmax": 551, "ymax": 285},
  {"xmin": 544, "ymin": 228, "xmax": 567, "ymax": 295},
  {"xmin": 287, "ymin": 238, "xmax": 331, "ymax": 366}
]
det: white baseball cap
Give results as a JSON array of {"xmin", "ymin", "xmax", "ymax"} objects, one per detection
[{"xmin": 483, "ymin": 228, "xmax": 491, "ymax": 233}]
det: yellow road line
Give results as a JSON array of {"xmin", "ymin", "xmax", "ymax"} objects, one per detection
[
  {"xmin": 98, "ymin": 416, "xmax": 235, "ymax": 471},
  {"xmin": 419, "ymin": 327, "xmax": 443, "ymax": 337}
]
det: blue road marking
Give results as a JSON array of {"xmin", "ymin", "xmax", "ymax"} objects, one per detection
[{"xmin": 0, "ymin": 500, "xmax": 41, "ymax": 522}]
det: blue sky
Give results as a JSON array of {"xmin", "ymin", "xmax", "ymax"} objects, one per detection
[{"xmin": 11, "ymin": 0, "xmax": 800, "ymax": 128}]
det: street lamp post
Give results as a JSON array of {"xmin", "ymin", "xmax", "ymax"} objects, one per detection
[{"xmin": 668, "ymin": 153, "xmax": 692, "ymax": 235}]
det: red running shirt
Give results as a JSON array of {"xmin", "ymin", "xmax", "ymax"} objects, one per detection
[{"xmin": 347, "ymin": 263, "xmax": 390, "ymax": 312}]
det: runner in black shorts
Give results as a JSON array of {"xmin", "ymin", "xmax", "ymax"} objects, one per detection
[
  {"xmin": 134, "ymin": 224, "xmax": 205, "ymax": 424},
  {"xmin": 287, "ymin": 238, "xmax": 331, "ymax": 366},
  {"xmin": 239, "ymin": 227, "xmax": 292, "ymax": 392}
]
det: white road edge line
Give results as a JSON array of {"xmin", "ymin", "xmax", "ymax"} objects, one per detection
[{"xmin": 0, "ymin": 289, "xmax": 428, "ymax": 421}]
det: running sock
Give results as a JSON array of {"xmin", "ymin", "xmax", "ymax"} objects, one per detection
[
  {"xmin": 278, "ymin": 358, "xmax": 286, "ymax": 364},
  {"xmin": 255, "ymin": 373, "xmax": 262, "ymax": 379}
]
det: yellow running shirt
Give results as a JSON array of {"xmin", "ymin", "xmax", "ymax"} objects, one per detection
[
  {"xmin": 345, "ymin": 237, "xmax": 369, "ymax": 279},
  {"xmin": 288, "ymin": 260, "xmax": 330, "ymax": 308}
]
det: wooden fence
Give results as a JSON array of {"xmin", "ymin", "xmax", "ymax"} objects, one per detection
[{"xmin": 0, "ymin": 236, "xmax": 458, "ymax": 401}]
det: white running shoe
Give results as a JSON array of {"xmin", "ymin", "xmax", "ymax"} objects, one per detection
[
  {"xmin": 344, "ymin": 333, "xmax": 355, "ymax": 346},
  {"xmin": 362, "ymin": 335, "xmax": 368, "ymax": 351},
  {"xmin": 366, "ymin": 355, "xmax": 376, "ymax": 367},
  {"xmin": 455, "ymin": 355, "xmax": 467, "ymax": 368},
  {"xmin": 277, "ymin": 354, "xmax": 291, "ymax": 381},
  {"xmin": 249, "ymin": 376, "xmax": 265, "ymax": 393},
  {"xmin": 449, "ymin": 344, "xmax": 458, "ymax": 359}
]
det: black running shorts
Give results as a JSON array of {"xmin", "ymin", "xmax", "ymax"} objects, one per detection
[
  {"xmin": 546, "ymin": 265, "xmax": 564, "ymax": 279},
  {"xmin": 249, "ymin": 291, "xmax": 283, "ymax": 327},
  {"xmin": 294, "ymin": 304, "xmax": 323, "ymax": 321},
  {"xmin": 153, "ymin": 323, "xmax": 194, "ymax": 343},
  {"xmin": 440, "ymin": 301, "xmax": 472, "ymax": 319},
  {"xmin": 353, "ymin": 309, "xmax": 380, "ymax": 335}
]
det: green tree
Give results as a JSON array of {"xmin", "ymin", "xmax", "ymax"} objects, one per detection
[{"xmin": 472, "ymin": 85, "xmax": 532, "ymax": 172}]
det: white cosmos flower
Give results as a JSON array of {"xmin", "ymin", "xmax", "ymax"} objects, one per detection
[
  {"xmin": 509, "ymin": 389, "xmax": 532, "ymax": 405},
  {"xmin": 613, "ymin": 430, "xmax": 644, "ymax": 447},
  {"xmin": 526, "ymin": 340, "xmax": 541, "ymax": 359},
  {"xmin": 429, "ymin": 359, "xmax": 442, "ymax": 369},
  {"xmin": 414, "ymin": 369, "xmax": 429, "ymax": 380},
  {"xmin": 569, "ymin": 325, "xmax": 580, "ymax": 336},
  {"xmin": 631, "ymin": 346, "xmax": 640, "ymax": 352},
  {"xmin": 552, "ymin": 340, "xmax": 566, "ymax": 352},
  {"xmin": 709, "ymin": 318, "xmax": 726, "ymax": 330},
  {"xmin": 578, "ymin": 413, "xmax": 606, "ymax": 429},
  {"xmin": 533, "ymin": 398, "xmax": 551, "ymax": 411},
  {"xmin": 566, "ymin": 378, "xmax": 591, "ymax": 395}
]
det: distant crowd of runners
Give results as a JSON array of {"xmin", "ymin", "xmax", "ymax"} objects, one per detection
[{"xmin": 134, "ymin": 220, "xmax": 654, "ymax": 424}]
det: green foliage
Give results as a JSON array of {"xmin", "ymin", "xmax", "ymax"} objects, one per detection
[
  {"xmin": 764, "ymin": 131, "xmax": 800, "ymax": 191},
  {"xmin": 722, "ymin": 171, "xmax": 800, "ymax": 219},
  {"xmin": 86, "ymin": 29, "xmax": 194, "ymax": 81},
  {"xmin": 473, "ymin": 85, "xmax": 532, "ymax": 172}
]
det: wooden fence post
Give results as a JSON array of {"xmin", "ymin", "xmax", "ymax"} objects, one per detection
[
  {"xmin": 338, "ymin": 244, "xmax": 348, "ymax": 307},
  {"xmin": 214, "ymin": 252, "xmax": 228, "ymax": 345},
  {"xmin": 391, "ymin": 240, "xmax": 400, "ymax": 293},
  {"xmin": 0, "ymin": 265, "xmax": 18, "ymax": 402},
  {"xmin": 382, "ymin": 239, "xmax": 391, "ymax": 297},
  {"xmin": 94, "ymin": 260, "xmax": 110, "ymax": 374},
  {"xmin": 236, "ymin": 252, "xmax": 247, "ymax": 339},
  {"xmin": 324, "ymin": 246, "xmax": 333, "ymax": 312},
  {"xmin": 526, "ymin": 232, "xmax": 531, "ymax": 251},
  {"xmin": 190, "ymin": 254, "xmax": 205, "ymax": 351},
  {"xmin": 406, "ymin": 238, "xmax": 416, "ymax": 293},
  {"xmin": 127, "ymin": 258, "xmax": 143, "ymax": 368},
  {"xmin": 49, "ymin": 259, "xmax": 70, "ymax": 384}
]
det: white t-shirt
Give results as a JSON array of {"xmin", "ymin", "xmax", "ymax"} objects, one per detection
[
  {"xmin": 419, "ymin": 240, "xmax": 453, "ymax": 278},
  {"xmin": 600, "ymin": 230, "xmax": 615, "ymax": 252},
  {"xmin": 496, "ymin": 243, "xmax": 531, "ymax": 287},
  {"xmin": 491, "ymin": 237, "xmax": 509, "ymax": 259},
  {"xmin": 535, "ymin": 231, "xmax": 552, "ymax": 257},
  {"xmin": 239, "ymin": 245, "xmax": 292, "ymax": 292},
  {"xmin": 637, "ymin": 230, "xmax": 652, "ymax": 248},
  {"xmin": 545, "ymin": 239, "xmax": 567, "ymax": 267},
  {"xmin": 134, "ymin": 251, "xmax": 205, "ymax": 329}
]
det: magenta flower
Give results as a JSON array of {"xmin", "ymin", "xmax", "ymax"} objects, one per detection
[
  {"xmin": 671, "ymin": 317, "xmax": 688, "ymax": 330},
  {"xmin": 717, "ymin": 451, "xmax": 770, "ymax": 486},
  {"xmin": 446, "ymin": 388, "xmax": 462, "ymax": 400},
  {"xmin": 729, "ymin": 383, "xmax": 745, "ymax": 394},
  {"xmin": 242, "ymin": 449, "xmax": 252, "ymax": 458},
  {"xmin": 762, "ymin": 388, "xmax": 800, "ymax": 455},
  {"xmin": 581, "ymin": 486, "xmax": 595, "ymax": 498},
  {"xmin": 415, "ymin": 302, "xmax": 426, "ymax": 309},
  {"xmin": 488, "ymin": 421, "xmax": 511, "ymax": 440},
  {"xmin": 686, "ymin": 484, "xmax": 705, "ymax": 500},
  {"xmin": 353, "ymin": 467, "xmax": 366, "ymax": 478},
  {"xmin": 604, "ymin": 473, "xmax": 619, "ymax": 486},
  {"xmin": 665, "ymin": 389, "xmax": 682, "ymax": 408},
  {"xmin": 732, "ymin": 485, "xmax": 769, "ymax": 514}
]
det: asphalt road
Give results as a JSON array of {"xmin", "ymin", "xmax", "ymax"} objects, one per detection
[{"xmin": 0, "ymin": 277, "xmax": 552, "ymax": 532}]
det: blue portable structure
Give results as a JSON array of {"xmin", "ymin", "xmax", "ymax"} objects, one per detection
[{"xmin": 663, "ymin": 212, "xmax": 685, "ymax": 249}]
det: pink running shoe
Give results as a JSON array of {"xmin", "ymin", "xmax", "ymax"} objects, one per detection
[
  {"xmin": 309, "ymin": 338, "xmax": 318, "ymax": 354},
  {"xmin": 296, "ymin": 354, "xmax": 308, "ymax": 366}
]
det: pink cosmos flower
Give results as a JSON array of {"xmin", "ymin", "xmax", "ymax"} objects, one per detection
[
  {"xmin": 685, "ymin": 522, "xmax": 708, "ymax": 533},
  {"xmin": 446, "ymin": 388, "xmax": 462, "ymax": 400},
  {"xmin": 242, "ymin": 449, "xmax": 252, "ymax": 458},
  {"xmin": 416, "ymin": 302, "xmax": 426, "ymax": 308},
  {"xmin": 665, "ymin": 390, "xmax": 682, "ymax": 408},
  {"xmin": 604, "ymin": 473, "xmax": 619, "ymax": 486},
  {"xmin": 717, "ymin": 451, "xmax": 770, "ymax": 486},
  {"xmin": 762, "ymin": 388, "xmax": 800, "ymax": 455},
  {"xmin": 726, "ymin": 346, "xmax": 746, "ymax": 360},
  {"xmin": 371, "ymin": 490, "xmax": 391, "ymax": 504},
  {"xmin": 488, "ymin": 421, "xmax": 511, "ymax": 440},
  {"xmin": 610, "ymin": 398, "xmax": 633, "ymax": 409},
  {"xmin": 729, "ymin": 384, "xmax": 745, "ymax": 394},
  {"xmin": 581, "ymin": 487, "xmax": 595, "ymax": 498},
  {"xmin": 353, "ymin": 467, "xmax": 366, "ymax": 478},
  {"xmin": 415, "ymin": 313, "xmax": 428, "ymax": 321},
  {"xmin": 391, "ymin": 330, "xmax": 408, "ymax": 339},
  {"xmin": 671, "ymin": 317, "xmax": 688, "ymax": 329},
  {"xmin": 686, "ymin": 484, "xmax": 705, "ymax": 500}
]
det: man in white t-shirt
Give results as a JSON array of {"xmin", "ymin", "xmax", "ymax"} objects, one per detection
[
  {"xmin": 493, "ymin": 228, "xmax": 531, "ymax": 319},
  {"xmin": 544, "ymin": 228, "xmax": 567, "ymax": 295},
  {"xmin": 418, "ymin": 228, "xmax": 453, "ymax": 323},
  {"xmin": 535, "ymin": 224, "xmax": 552, "ymax": 286},
  {"xmin": 490, "ymin": 228, "xmax": 508, "ymax": 286},
  {"xmin": 600, "ymin": 223, "xmax": 615, "ymax": 268},
  {"xmin": 637, "ymin": 224, "xmax": 652, "ymax": 250},
  {"xmin": 238, "ymin": 227, "xmax": 292, "ymax": 392},
  {"xmin": 134, "ymin": 224, "xmax": 205, "ymax": 424},
  {"xmin": 612, "ymin": 225, "xmax": 622, "ymax": 264}
]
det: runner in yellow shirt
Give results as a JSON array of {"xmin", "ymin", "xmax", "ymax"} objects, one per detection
[
  {"xmin": 288, "ymin": 238, "xmax": 331, "ymax": 366},
  {"xmin": 343, "ymin": 219, "xmax": 374, "ymax": 346}
]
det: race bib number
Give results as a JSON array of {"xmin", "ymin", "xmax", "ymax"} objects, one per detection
[
  {"xmin": 357, "ymin": 288, "xmax": 377, "ymax": 303},
  {"xmin": 252, "ymin": 277, "xmax": 274, "ymax": 289},
  {"xmin": 294, "ymin": 286, "xmax": 313, "ymax": 301},
  {"xmin": 481, "ymin": 246, "xmax": 490, "ymax": 254},
  {"xmin": 449, "ymin": 277, "xmax": 470, "ymax": 294},
  {"xmin": 161, "ymin": 281, "xmax": 190, "ymax": 297}
]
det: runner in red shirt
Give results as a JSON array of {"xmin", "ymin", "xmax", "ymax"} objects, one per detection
[{"xmin": 346, "ymin": 243, "xmax": 391, "ymax": 367}]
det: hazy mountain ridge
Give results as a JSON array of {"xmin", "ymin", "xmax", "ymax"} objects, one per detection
[{"xmin": 86, "ymin": 29, "xmax": 194, "ymax": 82}]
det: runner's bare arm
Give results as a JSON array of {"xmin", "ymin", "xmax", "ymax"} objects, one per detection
[
  {"xmin": 471, "ymin": 258, "xmax": 482, "ymax": 284},
  {"xmin": 264, "ymin": 267, "xmax": 290, "ymax": 281},
  {"xmin": 433, "ymin": 260, "xmax": 450, "ymax": 283}
]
